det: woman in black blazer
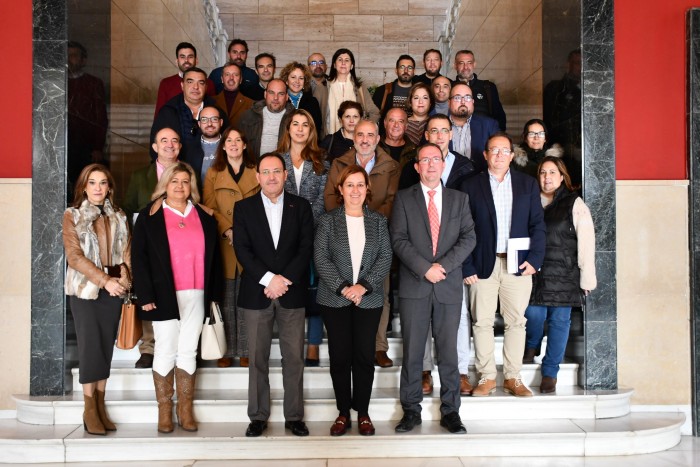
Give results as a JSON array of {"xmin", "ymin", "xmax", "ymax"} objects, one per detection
[
  {"xmin": 131, "ymin": 162, "xmax": 222, "ymax": 434},
  {"xmin": 314, "ymin": 165, "xmax": 392, "ymax": 437}
]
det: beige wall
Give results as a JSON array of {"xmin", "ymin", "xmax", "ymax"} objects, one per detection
[
  {"xmin": 0, "ymin": 181, "xmax": 31, "ymax": 409},
  {"xmin": 217, "ymin": 0, "xmax": 447, "ymax": 87},
  {"xmin": 617, "ymin": 180, "xmax": 691, "ymax": 405},
  {"xmin": 451, "ymin": 0, "xmax": 542, "ymax": 134}
]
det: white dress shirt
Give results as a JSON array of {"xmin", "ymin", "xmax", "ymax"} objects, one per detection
[{"xmin": 259, "ymin": 191, "xmax": 285, "ymax": 287}]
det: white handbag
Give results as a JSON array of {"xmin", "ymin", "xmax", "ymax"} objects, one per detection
[{"xmin": 200, "ymin": 302, "xmax": 227, "ymax": 360}]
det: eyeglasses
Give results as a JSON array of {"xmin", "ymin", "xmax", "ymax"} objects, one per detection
[
  {"xmin": 199, "ymin": 116, "xmax": 221, "ymax": 124},
  {"xmin": 259, "ymin": 168, "xmax": 284, "ymax": 176},
  {"xmin": 428, "ymin": 128, "xmax": 450, "ymax": 135},
  {"xmin": 417, "ymin": 156, "xmax": 443, "ymax": 165},
  {"xmin": 309, "ymin": 60, "xmax": 325, "ymax": 66},
  {"xmin": 450, "ymin": 95, "xmax": 473, "ymax": 103},
  {"xmin": 527, "ymin": 131, "xmax": 546, "ymax": 138},
  {"xmin": 487, "ymin": 147, "xmax": 512, "ymax": 156},
  {"xmin": 398, "ymin": 65, "xmax": 415, "ymax": 71}
]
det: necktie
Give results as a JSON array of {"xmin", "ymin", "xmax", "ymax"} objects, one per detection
[{"xmin": 428, "ymin": 190, "xmax": 439, "ymax": 256}]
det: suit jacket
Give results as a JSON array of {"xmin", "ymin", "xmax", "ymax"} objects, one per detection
[
  {"xmin": 450, "ymin": 113, "xmax": 499, "ymax": 174},
  {"xmin": 214, "ymin": 90, "xmax": 254, "ymax": 128},
  {"xmin": 391, "ymin": 184, "xmax": 476, "ymax": 304},
  {"xmin": 314, "ymin": 206, "xmax": 392, "ymax": 309},
  {"xmin": 233, "ymin": 191, "xmax": 314, "ymax": 310},
  {"xmin": 282, "ymin": 153, "xmax": 329, "ymax": 224},
  {"xmin": 123, "ymin": 162, "xmax": 157, "ymax": 221},
  {"xmin": 460, "ymin": 170, "xmax": 546, "ymax": 279},
  {"xmin": 132, "ymin": 199, "xmax": 223, "ymax": 321}
]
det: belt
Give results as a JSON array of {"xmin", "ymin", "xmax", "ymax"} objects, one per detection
[{"xmin": 496, "ymin": 253, "xmax": 507, "ymax": 258}]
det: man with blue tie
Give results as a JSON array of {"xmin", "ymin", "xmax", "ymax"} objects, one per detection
[
  {"xmin": 391, "ymin": 143, "xmax": 476, "ymax": 434},
  {"xmin": 461, "ymin": 132, "xmax": 546, "ymax": 398}
]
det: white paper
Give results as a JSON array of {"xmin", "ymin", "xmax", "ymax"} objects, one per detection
[{"xmin": 507, "ymin": 237, "xmax": 530, "ymax": 273}]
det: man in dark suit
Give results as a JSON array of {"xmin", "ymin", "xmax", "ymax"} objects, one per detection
[
  {"xmin": 448, "ymin": 83, "xmax": 499, "ymax": 174},
  {"xmin": 391, "ymin": 143, "xmax": 476, "ymax": 434},
  {"xmin": 461, "ymin": 132, "xmax": 546, "ymax": 398},
  {"xmin": 233, "ymin": 153, "xmax": 314, "ymax": 438}
]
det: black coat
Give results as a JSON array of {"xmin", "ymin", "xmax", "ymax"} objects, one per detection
[
  {"xmin": 233, "ymin": 191, "xmax": 314, "ymax": 310},
  {"xmin": 132, "ymin": 200, "xmax": 222, "ymax": 321},
  {"xmin": 297, "ymin": 92, "xmax": 324, "ymax": 140}
]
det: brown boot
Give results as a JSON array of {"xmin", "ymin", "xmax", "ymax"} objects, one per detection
[
  {"xmin": 83, "ymin": 393, "xmax": 106, "ymax": 435},
  {"xmin": 94, "ymin": 390, "xmax": 116, "ymax": 431},
  {"xmin": 522, "ymin": 348, "xmax": 537, "ymax": 364},
  {"xmin": 175, "ymin": 367, "xmax": 198, "ymax": 432},
  {"xmin": 152, "ymin": 370, "xmax": 175, "ymax": 433}
]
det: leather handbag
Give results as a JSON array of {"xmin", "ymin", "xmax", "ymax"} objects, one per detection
[
  {"xmin": 201, "ymin": 302, "xmax": 227, "ymax": 360},
  {"xmin": 116, "ymin": 291, "xmax": 142, "ymax": 350}
]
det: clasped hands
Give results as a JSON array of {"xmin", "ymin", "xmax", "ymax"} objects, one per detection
[
  {"xmin": 264, "ymin": 274, "xmax": 292, "ymax": 299},
  {"xmin": 424, "ymin": 263, "xmax": 446, "ymax": 284},
  {"xmin": 342, "ymin": 284, "xmax": 367, "ymax": 306}
]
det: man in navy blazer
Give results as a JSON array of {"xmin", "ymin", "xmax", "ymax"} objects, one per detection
[
  {"xmin": 233, "ymin": 153, "xmax": 314, "ymax": 438},
  {"xmin": 448, "ymin": 83, "xmax": 499, "ymax": 174},
  {"xmin": 391, "ymin": 143, "xmax": 476, "ymax": 434},
  {"xmin": 461, "ymin": 132, "xmax": 546, "ymax": 398}
]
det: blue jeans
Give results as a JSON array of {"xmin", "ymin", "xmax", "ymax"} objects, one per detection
[
  {"xmin": 307, "ymin": 315, "xmax": 323, "ymax": 345},
  {"xmin": 525, "ymin": 305, "xmax": 571, "ymax": 378}
]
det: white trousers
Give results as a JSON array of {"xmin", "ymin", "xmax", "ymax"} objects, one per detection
[
  {"xmin": 423, "ymin": 284, "xmax": 471, "ymax": 374},
  {"xmin": 152, "ymin": 290, "xmax": 205, "ymax": 376}
]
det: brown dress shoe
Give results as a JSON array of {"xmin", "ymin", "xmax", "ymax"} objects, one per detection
[
  {"xmin": 460, "ymin": 374, "xmax": 473, "ymax": 395},
  {"xmin": 522, "ymin": 348, "xmax": 537, "ymax": 364},
  {"xmin": 374, "ymin": 351, "xmax": 393, "ymax": 368},
  {"xmin": 239, "ymin": 357, "xmax": 249, "ymax": 367},
  {"xmin": 504, "ymin": 377, "xmax": 533, "ymax": 397},
  {"xmin": 135, "ymin": 353, "xmax": 154, "ymax": 369},
  {"xmin": 422, "ymin": 371, "xmax": 433, "ymax": 395},
  {"xmin": 330, "ymin": 415, "xmax": 350, "ymax": 436},
  {"xmin": 471, "ymin": 378, "xmax": 496, "ymax": 397},
  {"xmin": 358, "ymin": 415, "xmax": 375, "ymax": 436},
  {"xmin": 217, "ymin": 357, "xmax": 232, "ymax": 368},
  {"xmin": 540, "ymin": 376, "xmax": 557, "ymax": 394}
]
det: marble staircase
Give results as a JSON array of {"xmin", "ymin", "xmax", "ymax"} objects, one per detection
[{"xmin": 5, "ymin": 337, "xmax": 685, "ymax": 463}]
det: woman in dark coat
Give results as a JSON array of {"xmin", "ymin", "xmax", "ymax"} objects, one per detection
[
  {"xmin": 132, "ymin": 162, "xmax": 222, "ymax": 434},
  {"xmin": 512, "ymin": 118, "xmax": 563, "ymax": 179}
]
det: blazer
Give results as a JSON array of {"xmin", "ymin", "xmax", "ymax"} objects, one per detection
[
  {"xmin": 131, "ymin": 199, "xmax": 223, "ymax": 322},
  {"xmin": 314, "ymin": 206, "xmax": 392, "ymax": 309},
  {"xmin": 202, "ymin": 164, "xmax": 260, "ymax": 279},
  {"xmin": 282, "ymin": 152, "xmax": 329, "ymax": 224},
  {"xmin": 214, "ymin": 90, "xmax": 254, "ymax": 128},
  {"xmin": 450, "ymin": 113, "xmax": 500, "ymax": 174},
  {"xmin": 123, "ymin": 162, "xmax": 157, "ymax": 221},
  {"xmin": 390, "ymin": 184, "xmax": 476, "ymax": 304},
  {"xmin": 233, "ymin": 191, "xmax": 314, "ymax": 310},
  {"xmin": 460, "ymin": 169, "xmax": 546, "ymax": 279}
]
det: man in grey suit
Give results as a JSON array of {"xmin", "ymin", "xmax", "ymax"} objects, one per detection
[{"xmin": 391, "ymin": 143, "xmax": 476, "ymax": 434}]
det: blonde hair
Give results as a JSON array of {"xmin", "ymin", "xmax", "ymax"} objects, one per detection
[{"xmin": 151, "ymin": 162, "xmax": 201, "ymax": 204}]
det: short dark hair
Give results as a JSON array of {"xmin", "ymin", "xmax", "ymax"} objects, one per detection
[
  {"xmin": 255, "ymin": 52, "xmax": 276, "ymax": 68},
  {"xmin": 423, "ymin": 49, "xmax": 442, "ymax": 61},
  {"xmin": 415, "ymin": 142, "xmax": 443, "ymax": 162},
  {"xmin": 337, "ymin": 100, "xmax": 363, "ymax": 121},
  {"xmin": 67, "ymin": 41, "xmax": 87, "ymax": 59},
  {"xmin": 256, "ymin": 152, "xmax": 286, "ymax": 172},
  {"xmin": 485, "ymin": 131, "xmax": 514, "ymax": 152},
  {"xmin": 182, "ymin": 67, "xmax": 207, "ymax": 81},
  {"xmin": 176, "ymin": 42, "xmax": 197, "ymax": 58},
  {"xmin": 426, "ymin": 113, "xmax": 450, "ymax": 128},
  {"xmin": 396, "ymin": 54, "xmax": 415, "ymax": 68},
  {"xmin": 199, "ymin": 106, "xmax": 221, "ymax": 119},
  {"xmin": 223, "ymin": 62, "xmax": 242, "ymax": 74},
  {"xmin": 228, "ymin": 38, "xmax": 249, "ymax": 54},
  {"xmin": 455, "ymin": 49, "xmax": 475, "ymax": 60}
]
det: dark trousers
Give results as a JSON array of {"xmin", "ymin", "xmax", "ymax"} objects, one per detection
[
  {"xmin": 399, "ymin": 291, "xmax": 461, "ymax": 416},
  {"xmin": 321, "ymin": 304, "xmax": 382, "ymax": 416},
  {"xmin": 242, "ymin": 300, "xmax": 305, "ymax": 422}
]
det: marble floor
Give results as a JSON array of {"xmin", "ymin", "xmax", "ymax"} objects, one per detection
[{"xmin": 19, "ymin": 435, "xmax": 700, "ymax": 466}]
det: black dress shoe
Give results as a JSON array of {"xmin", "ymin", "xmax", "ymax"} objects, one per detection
[
  {"xmin": 134, "ymin": 353, "xmax": 153, "ymax": 369},
  {"xmin": 440, "ymin": 412, "xmax": 467, "ymax": 434},
  {"xmin": 245, "ymin": 420, "xmax": 267, "ymax": 437},
  {"xmin": 304, "ymin": 358, "xmax": 320, "ymax": 367},
  {"xmin": 285, "ymin": 420, "xmax": 309, "ymax": 436},
  {"xmin": 394, "ymin": 411, "xmax": 422, "ymax": 433}
]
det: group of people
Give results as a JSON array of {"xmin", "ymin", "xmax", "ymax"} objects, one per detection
[{"xmin": 62, "ymin": 39, "xmax": 595, "ymax": 438}]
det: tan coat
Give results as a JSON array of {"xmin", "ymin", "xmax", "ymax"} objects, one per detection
[
  {"xmin": 203, "ymin": 165, "xmax": 260, "ymax": 279},
  {"xmin": 324, "ymin": 146, "xmax": 400, "ymax": 219},
  {"xmin": 214, "ymin": 91, "xmax": 254, "ymax": 129}
]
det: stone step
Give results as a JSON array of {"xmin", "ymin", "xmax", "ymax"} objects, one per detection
[
  {"xmin": 14, "ymin": 386, "xmax": 630, "ymax": 426},
  {"xmin": 0, "ymin": 413, "xmax": 684, "ymax": 463},
  {"xmin": 71, "ymin": 361, "xmax": 578, "ymax": 392}
]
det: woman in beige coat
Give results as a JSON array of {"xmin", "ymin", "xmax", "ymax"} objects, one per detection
[{"xmin": 203, "ymin": 127, "xmax": 260, "ymax": 367}]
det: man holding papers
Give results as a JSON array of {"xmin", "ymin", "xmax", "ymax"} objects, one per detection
[{"xmin": 460, "ymin": 132, "xmax": 546, "ymax": 397}]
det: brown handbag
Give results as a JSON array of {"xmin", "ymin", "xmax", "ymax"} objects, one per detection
[{"xmin": 116, "ymin": 291, "xmax": 142, "ymax": 350}]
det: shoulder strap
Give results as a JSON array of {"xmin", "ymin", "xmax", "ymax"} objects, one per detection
[{"xmin": 380, "ymin": 82, "xmax": 392, "ymax": 112}]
